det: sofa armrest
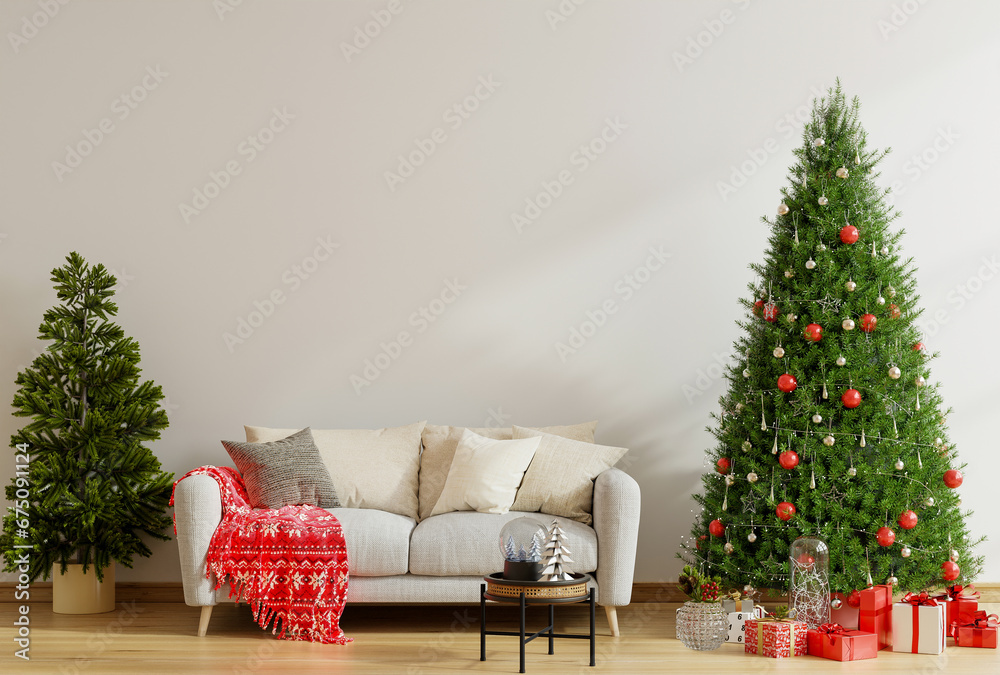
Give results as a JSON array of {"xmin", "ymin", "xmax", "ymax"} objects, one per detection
[
  {"xmin": 593, "ymin": 467, "xmax": 640, "ymax": 607},
  {"xmin": 173, "ymin": 473, "xmax": 223, "ymax": 607}
]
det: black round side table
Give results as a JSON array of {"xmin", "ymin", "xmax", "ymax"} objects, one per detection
[{"xmin": 480, "ymin": 572, "xmax": 596, "ymax": 673}]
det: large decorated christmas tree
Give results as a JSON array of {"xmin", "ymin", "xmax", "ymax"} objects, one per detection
[{"xmin": 679, "ymin": 83, "xmax": 984, "ymax": 597}]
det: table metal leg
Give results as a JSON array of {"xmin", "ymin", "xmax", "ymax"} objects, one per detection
[
  {"xmin": 589, "ymin": 588, "xmax": 596, "ymax": 667},
  {"xmin": 480, "ymin": 583, "xmax": 486, "ymax": 662},
  {"xmin": 548, "ymin": 603, "xmax": 555, "ymax": 655},
  {"xmin": 519, "ymin": 592, "xmax": 526, "ymax": 674}
]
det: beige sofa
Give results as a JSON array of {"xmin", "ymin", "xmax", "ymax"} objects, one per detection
[{"xmin": 172, "ymin": 422, "xmax": 641, "ymax": 637}]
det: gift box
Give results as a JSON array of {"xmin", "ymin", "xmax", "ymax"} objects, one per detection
[
  {"xmin": 744, "ymin": 618, "xmax": 808, "ymax": 658},
  {"xmin": 954, "ymin": 611, "xmax": 998, "ymax": 649},
  {"xmin": 859, "ymin": 584, "xmax": 893, "ymax": 650},
  {"xmin": 891, "ymin": 592, "xmax": 946, "ymax": 655},
  {"xmin": 724, "ymin": 606, "xmax": 765, "ymax": 643},
  {"xmin": 830, "ymin": 594, "xmax": 860, "ymax": 630},
  {"xmin": 934, "ymin": 584, "xmax": 980, "ymax": 637},
  {"xmin": 722, "ymin": 598, "xmax": 754, "ymax": 614},
  {"xmin": 806, "ymin": 623, "xmax": 878, "ymax": 661}
]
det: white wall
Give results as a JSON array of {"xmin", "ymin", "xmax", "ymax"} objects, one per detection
[{"xmin": 2, "ymin": 0, "xmax": 997, "ymax": 585}]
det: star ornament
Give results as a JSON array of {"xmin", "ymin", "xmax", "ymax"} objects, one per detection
[
  {"xmin": 815, "ymin": 294, "xmax": 843, "ymax": 315},
  {"xmin": 741, "ymin": 489, "xmax": 759, "ymax": 514}
]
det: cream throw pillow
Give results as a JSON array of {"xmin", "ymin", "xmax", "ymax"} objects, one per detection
[
  {"xmin": 420, "ymin": 422, "xmax": 597, "ymax": 520},
  {"xmin": 429, "ymin": 429, "xmax": 541, "ymax": 517},
  {"xmin": 245, "ymin": 421, "xmax": 426, "ymax": 520},
  {"xmin": 511, "ymin": 426, "xmax": 628, "ymax": 525},
  {"xmin": 417, "ymin": 421, "xmax": 597, "ymax": 521}
]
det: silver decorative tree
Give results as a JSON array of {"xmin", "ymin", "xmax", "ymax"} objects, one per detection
[{"xmin": 540, "ymin": 521, "xmax": 574, "ymax": 581}]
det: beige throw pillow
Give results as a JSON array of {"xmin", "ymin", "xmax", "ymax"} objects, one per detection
[
  {"xmin": 429, "ymin": 429, "xmax": 541, "ymax": 517},
  {"xmin": 511, "ymin": 426, "xmax": 628, "ymax": 525},
  {"xmin": 245, "ymin": 421, "xmax": 426, "ymax": 520},
  {"xmin": 417, "ymin": 421, "xmax": 597, "ymax": 521}
]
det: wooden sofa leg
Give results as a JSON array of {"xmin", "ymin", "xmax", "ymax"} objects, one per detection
[
  {"xmin": 604, "ymin": 606, "xmax": 620, "ymax": 637},
  {"xmin": 198, "ymin": 606, "xmax": 214, "ymax": 637}
]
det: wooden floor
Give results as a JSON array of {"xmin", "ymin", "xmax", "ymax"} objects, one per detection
[{"xmin": 2, "ymin": 601, "xmax": 998, "ymax": 674}]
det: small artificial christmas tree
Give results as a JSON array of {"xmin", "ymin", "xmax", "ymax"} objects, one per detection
[
  {"xmin": 540, "ymin": 521, "xmax": 575, "ymax": 581},
  {"xmin": 678, "ymin": 82, "xmax": 984, "ymax": 597},
  {"xmin": 1, "ymin": 252, "xmax": 174, "ymax": 582}
]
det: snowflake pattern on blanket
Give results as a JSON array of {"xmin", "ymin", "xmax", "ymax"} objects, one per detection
[{"xmin": 171, "ymin": 466, "xmax": 352, "ymax": 644}]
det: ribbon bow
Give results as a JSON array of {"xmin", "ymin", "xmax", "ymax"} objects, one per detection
[
  {"xmin": 965, "ymin": 611, "xmax": 999, "ymax": 629},
  {"xmin": 901, "ymin": 592, "xmax": 938, "ymax": 607},
  {"xmin": 945, "ymin": 584, "xmax": 980, "ymax": 600},
  {"xmin": 818, "ymin": 623, "xmax": 845, "ymax": 645},
  {"xmin": 727, "ymin": 589, "xmax": 743, "ymax": 602}
]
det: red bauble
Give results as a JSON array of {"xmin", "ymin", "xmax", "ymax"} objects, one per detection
[
  {"xmin": 876, "ymin": 526, "xmax": 896, "ymax": 547},
  {"xmin": 847, "ymin": 590, "xmax": 862, "ymax": 608},
  {"xmin": 776, "ymin": 501, "xmax": 796, "ymax": 521},
  {"xmin": 778, "ymin": 450, "xmax": 800, "ymax": 470},
  {"xmin": 763, "ymin": 302, "xmax": 779, "ymax": 322},
  {"xmin": 839, "ymin": 225, "xmax": 860, "ymax": 244},
  {"xmin": 841, "ymin": 388, "xmax": 862, "ymax": 409},
  {"xmin": 898, "ymin": 510, "xmax": 918, "ymax": 530},
  {"xmin": 943, "ymin": 469, "xmax": 964, "ymax": 488},
  {"xmin": 889, "ymin": 303, "xmax": 901, "ymax": 319},
  {"xmin": 804, "ymin": 323, "xmax": 823, "ymax": 342},
  {"xmin": 753, "ymin": 300, "xmax": 764, "ymax": 317},
  {"xmin": 696, "ymin": 534, "xmax": 708, "ymax": 550},
  {"xmin": 860, "ymin": 313, "xmax": 877, "ymax": 333},
  {"xmin": 777, "ymin": 373, "xmax": 798, "ymax": 393},
  {"xmin": 716, "ymin": 457, "xmax": 731, "ymax": 474},
  {"xmin": 796, "ymin": 553, "xmax": 816, "ymax": 567},
  {"xmin": 709, "ymin": 519, "xmax": 725, "ymax": 537},
  {"xmin": 942, "ymin": 560, "xmax": 961, "ymax": 581},
  {"xmin": 913, "ymin": 342, "xmax": 925, "ymax": 353}
]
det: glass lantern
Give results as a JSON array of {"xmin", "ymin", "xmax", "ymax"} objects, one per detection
[
  {"xmin": 499, "ymin": 517, "xmax": 547, "ymax": 580},
  {"xmin": 789, "ymin": 536, "xmax": 831, "ymax": 628}
]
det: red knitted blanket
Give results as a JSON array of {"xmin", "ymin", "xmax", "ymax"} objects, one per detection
[{"xmin": 172, "ymin": 466, "xmax": 351, "ymax": 644}]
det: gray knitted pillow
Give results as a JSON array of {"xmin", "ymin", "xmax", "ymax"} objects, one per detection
[{"xmin": 222, "ymin": 427, "xmax": 340, "ymax": 509}]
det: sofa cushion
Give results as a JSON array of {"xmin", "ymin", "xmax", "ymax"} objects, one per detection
[
  {"xmin": 221, "ymin": 428, "xmax": 340, "ymax": 509},
  {"xmin": 511, "ymin": 426, "xmax": 628, "ymax": 525},
  {"xmin": 328, "ymin": 508, "xmax": 414, "ymax": 577},
  {"xmin": 246, "ymin": 421, "xmax": 426, "ymax": 520},
  {"xmin": 430, "ymin": 430, "xmax": 540, "ymax": 517},
  {"xmin": 417, "ymin": 421, "xmax": 598, "ymax": 521},
  {"xmin": 408, "ymin": 511, "xmax": 598, "ymax": 577}
]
